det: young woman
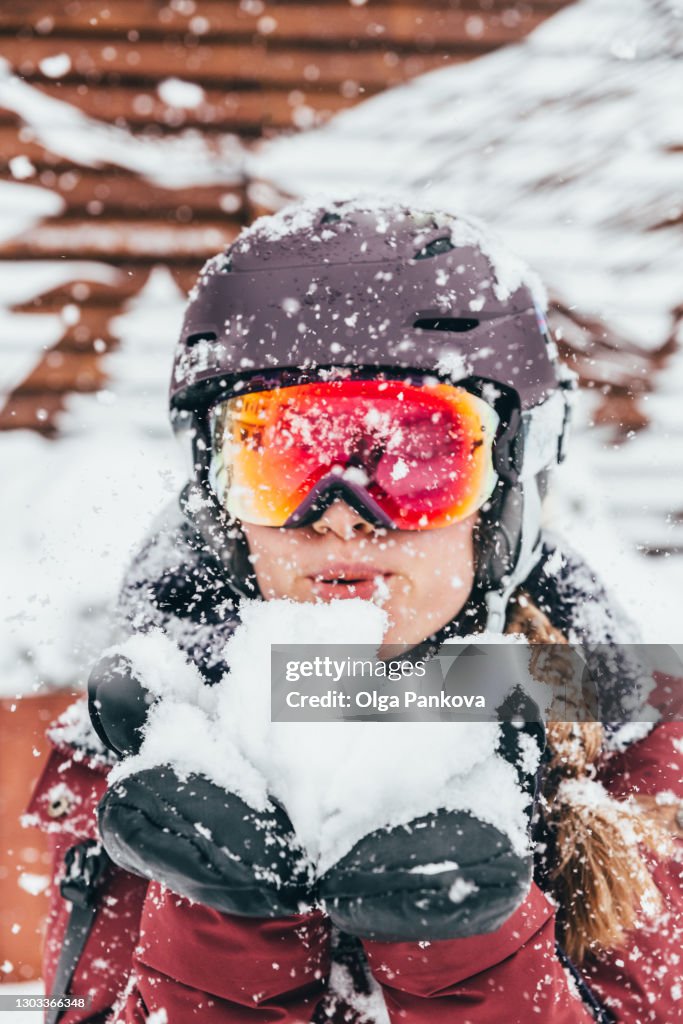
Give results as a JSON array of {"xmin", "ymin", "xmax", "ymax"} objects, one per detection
[{"xmin": 26, "ymin": 200, "xmax": 682, "ymax": 1024}]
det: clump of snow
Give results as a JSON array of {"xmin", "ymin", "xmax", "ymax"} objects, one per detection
[
  {"xmin": 436, "ymin": 210, "xmax": 548, "ymax": 308},
  {"xmin": 340, "ymin": 465, "xmax": 369, "ymax": 487},
  {"xmin": 8, "ymin": 155, "xmax": 36, "ymax": 180},
  {"xmin": 17, "ymin": 873, "xmax": 50, "ymax": 896},
  {"xmin": 46, "ymin": 698, "xmax": 114, "ymax": 762},
  {"xmin": 146, "ymin": 1010, "xmax": 168, "ymax": 1024},
  {"xmin": 605, "ymin": 721, "xmax": 657, "ymax": 753},
  {"xmin": 157, "ymin": 78, "xmax": 205, "ymax": 109},
  {"xmin": 654, "ymin": 790, "xmax": 678, "ymax": 806},
  {"xmin": 38, "ymin": 53, "xmax": 71, "ymax": 78},
  {"xmin": 435, "ymin": 349, "xmax": 471, "ymax": 382},
  {"xmin": 408, "ymin": 860, "xmax": 459, "ymax": 874},
  {"xmin": 328, "ymin": 955, "xmax": 391, "ymax": 1024},
  {"xmin": 110, "ymin": 600, "xmax": 532, "ymax": 874},
  {"xmin": 107, "ymin": 629, "xmax": 206, "ymax": 704},
  {"xmin": 556, "ymin": 777, "xmax": 673, "ymax": 872},
  {"xmin": 390, "ymin": 458, "xmax": 409, "ymax": 482},
  {"xmin": 448, "ymin": 877, "xmax": 478, "ymax": 904}
]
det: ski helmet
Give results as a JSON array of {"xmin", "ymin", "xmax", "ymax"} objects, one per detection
[{"xmin": 170, "ymin": 198, "xmax": 574, "ymax": 631}]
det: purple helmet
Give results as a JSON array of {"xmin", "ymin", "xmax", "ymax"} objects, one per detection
[
  {"xmin": 171, "ymin": 200, "xmax": 561, "ymax": 416},
  {"xmin": 170, "ymin": 199, "xmax": 574, "ymax": 631}
]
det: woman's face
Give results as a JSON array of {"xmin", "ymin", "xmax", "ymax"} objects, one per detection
[{"xmin": 242, "ymin": 500, "xmax": 476, "ymax": 657}]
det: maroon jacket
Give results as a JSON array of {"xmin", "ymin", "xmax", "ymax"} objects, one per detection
[{"xmin": 25, "ymin": 705, "xmax": 682, "ymax": 1024}]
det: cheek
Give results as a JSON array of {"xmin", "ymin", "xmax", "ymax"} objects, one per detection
[
  {"xmin": 242, "ymin": 526, "xmax": 308, "ymax": 594},
  {"xmin": 408, "ymin": 523, "xmax": 475, "ymax": 590}
]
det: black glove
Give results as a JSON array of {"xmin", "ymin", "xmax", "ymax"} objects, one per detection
[
  {"xmin": 98, "ymin": 766, "xmax": 316, "ymax": 917},
  {"xmin": 319, "ymin": 808, "xmax": 531, "ymax": 942},
  {"xmin": 89, "ymin": 652, "xmax": 317, "ymax": 917},
  {"xmin": 320, "ymin": 695, "xmax": 545, "ymax": 943}
]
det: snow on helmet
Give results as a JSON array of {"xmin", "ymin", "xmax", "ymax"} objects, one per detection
[{"xmin": 170, "ymin": 197, "xmax": 574, "ymax": 631}]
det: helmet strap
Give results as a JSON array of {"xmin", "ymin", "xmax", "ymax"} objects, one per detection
[{"xmin": 483, "ymin": 476, "xmax": 544, "ymax": 632}]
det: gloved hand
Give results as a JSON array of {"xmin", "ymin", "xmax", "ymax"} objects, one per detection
[
  {"xmin": 319, "ymin": 807, "xmax": 532, "ymax": 942},
  {"xmin": 320, "ymin": 695, "xmax": 545, "ymax": 943},
  {"xmin": 97, "ymin": 766, "xmax": 316, "ymax": 917},
  {"xmin": 89, "ymin": 652, "xmax": 317, "ymax": 917}
]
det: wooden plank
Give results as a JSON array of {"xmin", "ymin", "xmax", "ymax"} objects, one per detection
[
  {"xmin": 0, "ymin": 220, "xmax": 240, "ymax": 260},
  {"xmin": 592, "ymin": 394, "xmax": 650, "ymax": 435},
  {"xmin": 0, "ymin": 3, "xmax": 551, "ymax": 48},
  {"xmin": 0, "ymin": 81, "xmax": 351, "ymax": 133},
  {"xmin": 0, "ymin": 166, "xmax": 246, "ymax": 217},
  {"xmin": 5, "ymin": 305, "xmax": 117, "ymax": 351},
  {"xmin": 10, "ymin": 351, "xmax": 106, "ymax": 393},
  {"xmin": 0, "ymin": 392, "xmax": 65, "ymax": 433},
  {"xmin": 0, "ymin": 126, "xmax": 65, "ymax": 168},
  {"xmin": 0, "ymin": 36, "xmax": 464, "ymax": 90},
  {"xmin": 0, "ymin": 262, "xmax": 201, "ymax": 305}
]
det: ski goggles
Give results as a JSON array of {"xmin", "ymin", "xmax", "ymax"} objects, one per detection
[{"xmin": 208, "ymin": 379, "xmax": 499, "ymax": 531}]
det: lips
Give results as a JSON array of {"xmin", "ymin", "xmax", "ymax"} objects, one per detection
[
  {"xmin": 305, "ymin": 563, "xmax": 394, "ymax": 601},
  {"xmin": 307, "ymin": 563, "xmax": 391, "ymax": 584}
]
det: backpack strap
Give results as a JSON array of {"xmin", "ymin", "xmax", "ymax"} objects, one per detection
[
  {"xmin": 555, "ymin": 943, "xmax": 616, "ymax": 1024},
  {"xmin": 45, "ymin": 839, "xmax": 111, "ymax": 1024}
]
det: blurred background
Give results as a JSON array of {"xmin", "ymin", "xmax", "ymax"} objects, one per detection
[{"xmin": 1, "ymin": 0, "xmax": 681, "ymax": 1002}]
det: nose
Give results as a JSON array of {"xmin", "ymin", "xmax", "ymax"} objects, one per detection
[{"xmin": 310, "ymin": 500, "xmax": 378, "ymax": 540}]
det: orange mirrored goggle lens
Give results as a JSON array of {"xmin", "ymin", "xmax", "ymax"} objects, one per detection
[{"xmin": 208, "ymin": 379, "xmax": 499, "ymax": 530}]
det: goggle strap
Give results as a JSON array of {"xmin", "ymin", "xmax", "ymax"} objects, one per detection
[
  {"xmin": 519, "ymin": 391, "xmax": 570, "ymax": 479},
  {"xmin": 484, "ymin": 477, "xmax": 545, "ymax": 633}
]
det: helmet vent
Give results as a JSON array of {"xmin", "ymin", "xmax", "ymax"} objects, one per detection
[
  {"xmin": 320, "ymin": 211, "xmax": 342, "ymax": 224},
  {"xmin": 219, "ymin": 258, "xmax": 232, "ymax": 273},
  {"xmin": 414, "ymin": 237, "xmax": 455, "ymax": 260},
  {"xmin": 186, "ymin": 331, "xmax": 217, "ymax": 347},
  {"xmin": 413, "ymin": 317, "xmax": 479, "ymax": 333}
]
